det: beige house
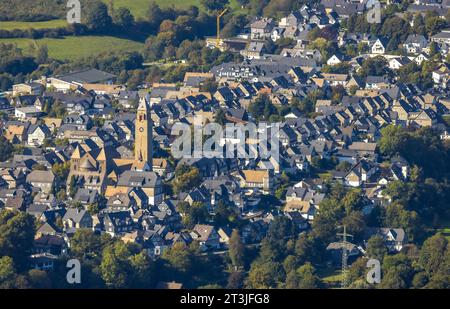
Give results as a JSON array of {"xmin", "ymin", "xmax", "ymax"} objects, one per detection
[
  {"xmin": 12, "ymin": 82, "xmax": 43, "ymax": 96},
  {"xmin": 237, "ymin": 170, "xmax": 272, "ymax": 194}
]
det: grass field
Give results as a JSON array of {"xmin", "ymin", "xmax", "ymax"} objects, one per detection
[
  {"xmin": 106, "ymin": 0, "xmax": 245, "ymax": 19},
  {"xmin": 0, "ymin": 36, "xmax": 144, "ymax": 61},
  {"xmin": 0, "ymin": 0, "xmax": 245, "ymax": 61},
  {"xmin": 0, "ymin": 19, "xmax": 68, "ymax": 31}
]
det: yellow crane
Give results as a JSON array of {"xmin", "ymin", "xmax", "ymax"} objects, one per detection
[{"xmin": 216, "ymin": 8, "xmax": 228, "ymax": 48}]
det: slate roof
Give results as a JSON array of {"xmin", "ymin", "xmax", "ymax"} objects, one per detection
[{"xmin": 55, "ymin": 69, "xmax": 116, "ymax": 84}]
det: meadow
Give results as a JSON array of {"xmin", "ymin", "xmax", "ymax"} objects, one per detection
[
  {"xmin": 0, "ymin": 0, "xmax": 244, "ymax": 61},
  {"xmin": 0, "ymin": 36, "xmax": 144, "ymax": 61},
  {"xmin": 0, "ymin": 19, "xmax": 67, "ymax": 30},
  {"xmin": 105, "ymin": 0, "xmax": 245, "ymax": 19}
]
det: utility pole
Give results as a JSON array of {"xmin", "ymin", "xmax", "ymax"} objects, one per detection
[{"xmin": 337, "ymin": 225, "xmax": 353, "ymax": 289}]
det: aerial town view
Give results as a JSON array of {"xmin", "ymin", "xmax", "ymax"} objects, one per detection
[{"xmin": 0, "ymin": 0, "xmax": 449, "ymax": 298}]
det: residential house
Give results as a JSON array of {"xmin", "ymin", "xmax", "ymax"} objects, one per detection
[
  {"xmin": 27, "ymin": 124, "xmax": 51, "ymax": 147},
  {"xmin": 403, "ymin": 34, "xmax": 428, "ymax": 54},
  {"xmin": 102, "ymin": 211, "xmax": 134, "ymax": 237},
  {"xmin": 190, "ymin": 224, "xmax": 221, "ymax": 251},
  {"xmin": 364, "ymin": 228, "xmax": 407, "ymax": 252},
  {"xmin": 371, "ymin": 38, "xmax": 388, "ymax": 54},
  {"xmin": 344, "ymin": 159, "xmax": 378, "ymax": 187},
  {"xmin": 115, "ymin": 171, "xmax": 163, "ymax": 206},
  {"xmin": 284, "ymin": 187, "xmax": 325, "ymax": 220},
  {"xmin": 26, "ymin": 170, "xmax": 55, "ymax": 194},
  {"xmin": 250, "ymin": 18, "xmax": 275, "ymax": 40},
  {"xmin": 237, "ymin": 170, "xmax": 272, "ymax": 194},
  {"xmin": 62, "ymin": 208, "xmax": 93, "ymax": 231},
  {"xmin": 12, "ymin": 82, "xmax": 43, "ymax": 96}
]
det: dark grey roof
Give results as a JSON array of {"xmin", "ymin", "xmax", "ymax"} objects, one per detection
[
  {"xmin": 117, "ymin": 171, "xmax": 159, "ymax": 188},
  {"xmin": 55, "ymin": 69, "xmax": 116, "ymax": 84},
  {"xmin": 63, "ymin": 208, "xmax": 89, "ymax": 223}
]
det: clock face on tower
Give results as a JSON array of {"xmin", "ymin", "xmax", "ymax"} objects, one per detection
[{"xmin": 139, "ymin": 127, "xmax": 144, "ymax": 132}]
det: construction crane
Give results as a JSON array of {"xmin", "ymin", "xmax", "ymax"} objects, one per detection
[{"xmin": 216, "ymin": 8, "xmax": 228, "ymax": 48}]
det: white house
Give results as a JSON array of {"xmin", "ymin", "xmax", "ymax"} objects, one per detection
[
  {"xmin": 27, "ymin": 125, "xmax": 51, "ymax": 147},
  {"xmin": 327, "ymin": 54, "xmax": 343, "ymax": 66},
  {"xmin": 431, "ymin": 29, "xmax": 450, "ymax": 45},
  {"xmin": 389, "ymin": 57, "xmax": 411, "ymax": 70},
  {"xmin": 371, "ymin": 38, "xmax": 388, "ymax": 54},
  {"xmin": 15, "ymin": 106, "xmax": 42, "ymax": 120},
  {"xmin": 271, "ymin": 27, "xmax": 285, "ymax": 42},
  {"xmin": 414, "ymin": 53, "xmax": 429, "ymax": 65},
  {"xmin": 432, "ymin": 64, "xmax": 450, "ymax": 87}
]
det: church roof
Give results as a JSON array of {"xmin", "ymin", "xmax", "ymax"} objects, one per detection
[
  {"xmin": 80, "ymin": 159, "xmax": 95, "ymax": 170},
  {"xmin": 71, "ymin": 145, "xmax": 84, "ymax": 159}
]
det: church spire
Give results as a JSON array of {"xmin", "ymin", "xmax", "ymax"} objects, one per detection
[{"xmin": 135, "ymin": 95, "xmax": 153, "ymax": 168}]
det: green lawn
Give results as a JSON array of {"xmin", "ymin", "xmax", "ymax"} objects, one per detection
[
  {"xmin": 317, "ymin": 267, "xmax": 343, "ymax": 288},
  {"xmin": 0, "ymin": 36, "xmax": 144, "ymax": 61},
  {"xmin": 0, "ymin": 19, "xmax": 68, "ymax": 30},
  {"xmin": 106, "ymin": 0, "xmax": 245, "ymax": 19}
]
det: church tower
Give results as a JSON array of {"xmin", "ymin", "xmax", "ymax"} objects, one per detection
[{"xmin": 135, "ymin": 96, "xmax": 153, "ymax": 165}]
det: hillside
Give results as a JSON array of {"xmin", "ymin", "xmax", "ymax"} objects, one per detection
[
  {"xmin": 0, "ymin": 36, "xmax": 144, "ymax": 61},
  {"xmin": 0, "ymin": 0, "xmax": 66, "ymax": 21}
]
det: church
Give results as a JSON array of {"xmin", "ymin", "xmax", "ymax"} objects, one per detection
[{"xmin": 66, "ymin": 96, "xmax": 163, "ymax": 207}]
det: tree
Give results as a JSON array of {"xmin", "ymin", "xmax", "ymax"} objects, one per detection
[
  {"xmin": 296, "ymin": 263, "xmax": 321, "ymax": 289},
  {"xmin": 100, "ymin": 241, "xmax": 134, "ymax": 288},
  {"xmin": 146, "ymin": 2, "xmax": 163, "ymax": 28},
  {"xmin": 200, "ymin": 78, "xmax": 218, "ymax": 94},
  {"xmin": 70, "ymin": 229, "xmax": 102, "ymax": 259},
  {"xmin": 0, "ymin": 136, "xmax": 14, "ymax": 162},
  {"xmin": 419, "ymin": 234, "xmax": 448, "ymax": 277},
  {"xmin": 413, "ymin": 14, "xmax": 426, "ymax": 35},
  {"xmin": 359, "ymin": 56, "xmax": 389, "ymax": 77},
  {"xmin": 0, "ymin": 210, "xmax": 35, "ymax": 270},
  {"xmin": 0, "ymin": 256, "xmax": 17, "ymax": 288},
  {"xmin": 247, "ymin": 261, "xmax": 284, "ymax": 288},
  {"xmin": 229, "ymin": 229, "xmax": 245, "ymax": 268},
  {"xmin": 226, "ymin": 271, "xmax": 245, "ymax": 289},
  {"xmin": 378, "ymin": 125, "xmax": 407, "ymax": 156},
  {"xmin": 172, "ymin": 164, "xmax": 202, "ymax": 194},
  {"xmin": 27, "ymin": 269, "xmax": 51, "ymax": 289},
  {"xmin": 85, "ymin": 1, "xmax": 112, "ymax": 32},
  {"xmin": 366, "ymin": 235, "xmax": 388, "ymax": 261},
  {"xmin": 380, "ymin": 254, "xmax": 414, "ymax": 289},
  {"xmin": 384, "ymin": 203, "xmax": 420, "ymax": 240},
  {"xmin": 346, "ymin": 257, "xmax": 371, "ymax": 288},
  {"xmin": 201, "ymin": 0, "xmax": 229, "ymax": 12},
  {"xmin": 286, "ymin": 262, "xmax": 321, "ymax": 289},
  {"xmin": 283, "ymin": 255, "xmax": 298, "ymax": 274},
  {"xmin": 162, "ymin": 242, "xmax": 194, "ymax": 276},
  {"xmin": 129, "ymin": 251, "xmax": 153, "ymax": 288},
  {"xmin": 69, "ymin": 176, "xmax": 77, "ymax": 198},
  {"xmin": 114, "ymin": 7, "xmax": 134, "ymax": 27},
  {"xmin": 214, "ymin": 109, "xmax": 226, "ymax": 126},
  {"xmin": 178, "ymin": 201, "xmax": 209, "ymax": 229},
  {"xmin": 248, "ymin": 94, "xmax": 278, "ymax": 121},
  {"xmin": 52, "ymin": 161, "xmax": 70, "ymax": 183},
  {"xmin": 36, "ymin": 45, "xmax": 48, "ymax": 64}
]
